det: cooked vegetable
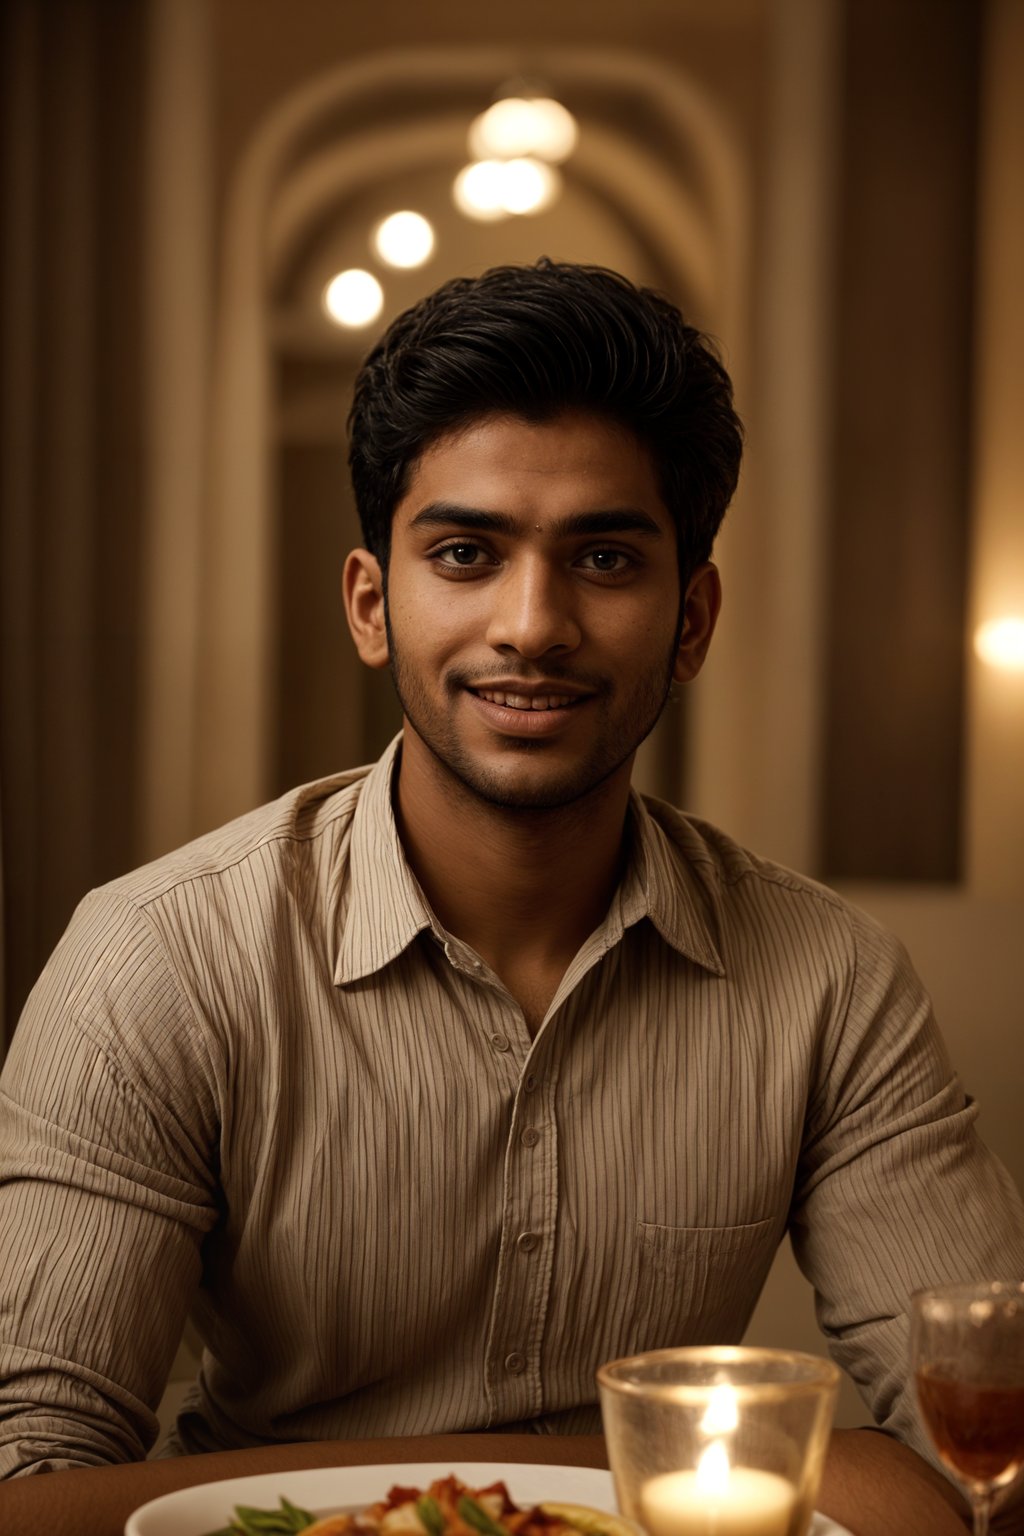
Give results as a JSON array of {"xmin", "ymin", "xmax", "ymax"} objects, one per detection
[
  {"xmin": 458, "ymin": 1497, "xmax": 510, "ymax": 1536},
  {"xmin": 206, "ymin": 1494, "xmax": 317, "ymax": 1535},
  {"xmin": 417, "ymin": 1495, "xmax": 447, "ymax": 1536},
  {"xmin": 539, "ymin": 1504, "xmax": 634, "ymax": 1536},
  {"xmin": 203, "ymin": 1472, "xmax": 627, "ymax": 1536}
]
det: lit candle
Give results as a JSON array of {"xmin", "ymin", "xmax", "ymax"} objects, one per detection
[{"xmin": 641, "ymin": 1443, "xmax": 796, "ymax": 1536}]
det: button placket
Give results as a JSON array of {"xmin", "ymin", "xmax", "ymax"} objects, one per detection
[
  {"xmin": 442, "ymin": 943, "xmax": 530, "ymax": 1068},
  {"xmin": 482, "ymin": 1069, "xmax": 559, "ymax": 1424}
]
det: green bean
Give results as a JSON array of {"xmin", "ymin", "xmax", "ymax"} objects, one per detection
[
  {"xmin": 206, "ymin": 1498, "xmax": 315, "ymax": 1536},
  {"xmin": 457, "ymin": 1496, "xmax": 509, "ymax": 1536},
  {"xmin": 417, "ymin": 1494, "xmax": 447, "ymax": 1536},
  {"xmin": 281, "ymin": 1496, "xmax": 317, "ymax": 1528},
  {"xmin": 233, "ymin": 1509, "xmax": 296, "ymax": 1535}
]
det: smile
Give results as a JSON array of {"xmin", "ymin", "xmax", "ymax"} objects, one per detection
[{"xmin": 472, "ymin": 689, "xmax": 581, "ymax": 712}]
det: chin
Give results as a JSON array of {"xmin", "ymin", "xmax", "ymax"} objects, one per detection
[{"xmin": 439, "ymin": 751, "xmax": 630, "ymax": 814}]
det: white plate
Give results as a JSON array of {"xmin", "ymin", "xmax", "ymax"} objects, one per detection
[{"xmin": 125, "ymin": 1459, "xmax": 853, "ymax": 1536}]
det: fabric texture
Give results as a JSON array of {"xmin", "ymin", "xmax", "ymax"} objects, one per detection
[{"xmin": 1, "ymin": 735, "xmax": 1022, "ymax": 1478}]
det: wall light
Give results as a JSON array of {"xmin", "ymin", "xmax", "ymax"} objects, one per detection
[
  {"xmin": 974, "ymin": 615, "xmax": 1024, "ymax": 671},
  {"xmin": 322, "ymin": 269, "xmax": 384, "ymax": 328},
  {"xmin": 373, "ymin": 210, "xmax": 435, "ymax": 269}
]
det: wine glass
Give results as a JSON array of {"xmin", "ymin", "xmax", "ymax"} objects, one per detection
[{"xmin": 911, "ymin": 1280, "xmax": 1024, "ymax": 1536}]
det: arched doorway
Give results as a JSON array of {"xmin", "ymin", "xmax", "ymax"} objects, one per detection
[{"xmin": 191, "ymin": 47, "xmax": 747, "ymax": 826}]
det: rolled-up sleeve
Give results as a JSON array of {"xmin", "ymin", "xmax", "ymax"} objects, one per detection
[{"xmin": 0, "ymin": 891, "xmax": 221, "ymax": 1476}]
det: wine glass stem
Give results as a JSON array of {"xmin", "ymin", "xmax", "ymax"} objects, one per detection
[{"xmin": 972, "ymin": 1491, "xmax": 994, "ymax": 1536}]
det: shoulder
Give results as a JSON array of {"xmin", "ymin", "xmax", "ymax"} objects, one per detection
[
  {"xmin": 9, "ymin": 763, "xmax": 378, "ymax": 1074},
  {"xmin": 639, "ymin": 802, "xmax": 954, "ymax": 1121},
  {"xmin": 641, "ymin": 795, "xmax": 877, "ymax": 926},
  {"xmin": 105, "ymin": 763, "xmax": 374, "ymax": 913},
  {"xmin": 637, "ymin": 794, "xmax": 920, "ymax": 998}
]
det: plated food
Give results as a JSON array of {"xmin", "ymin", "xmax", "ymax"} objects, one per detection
[{"xmin": 203, "ymin": 1472, "xmax": 635, "ymax": 1536}]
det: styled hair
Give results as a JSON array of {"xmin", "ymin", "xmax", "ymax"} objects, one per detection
[{"xmin": 348, "ymin": 259, "xmax": 743, "ymax": 580}]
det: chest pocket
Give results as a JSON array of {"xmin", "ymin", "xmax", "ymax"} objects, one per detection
[{"xmin": 629, "ymin": 1217, "xmax": 778, "ymax": 1352}]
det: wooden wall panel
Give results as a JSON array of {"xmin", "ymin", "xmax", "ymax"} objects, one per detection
[{"xmin": 821, "ymin": 0, "xmax": 979, "ymax": 880}]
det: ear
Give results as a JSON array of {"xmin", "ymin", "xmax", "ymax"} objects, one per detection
[
  {"xmin": 343, "ymin": 548, "xmax": 390, "ymax": 669},
  {"xmin": 672, "ymin": 561, "xmax": 722, "ymax": 684}
]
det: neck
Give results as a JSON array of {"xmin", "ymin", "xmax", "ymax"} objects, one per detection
[{"xmin": 393, "ymin": 729, "xmax": 633, "ymax": 977}]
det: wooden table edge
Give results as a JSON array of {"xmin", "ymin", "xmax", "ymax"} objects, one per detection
[{"xmin": 0, "ymin": 1431, "xmax": 610, "ymax": 1536}]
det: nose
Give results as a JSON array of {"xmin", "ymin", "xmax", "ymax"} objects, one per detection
[{"xmin": 484, "ymin": 557, "xmax": 581, "ymax": 658}]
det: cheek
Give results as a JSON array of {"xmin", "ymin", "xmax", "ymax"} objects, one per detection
[
  {"xmin": 387, "ymin": 588, "xmax": 473, "ymax": 665},
  {"xmin": 614, "ymin": 612, "xmax": 678, "ymax": 661}
]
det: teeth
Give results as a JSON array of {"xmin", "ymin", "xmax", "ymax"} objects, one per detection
[{"xmin": 477, "ymin": 690, "xmax": 576, "ymax": 711}]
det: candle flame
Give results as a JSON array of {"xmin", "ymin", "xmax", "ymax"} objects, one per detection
[
  {"xmin": 695, "ymin": 1439, "xmax": 731, "ymax": 1495},
  {"xmin": 699, "ymin": 1383, "xmax": 740, "ymax": 1436}
]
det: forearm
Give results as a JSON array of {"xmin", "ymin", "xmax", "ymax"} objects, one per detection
[
  {"xmin": 817, "ymin": 1428, "xmax": 969, "ymax": 1536},
  {"xmin": 0, "ymin": 1076, "xmax": 209, "ymax": 1473}
]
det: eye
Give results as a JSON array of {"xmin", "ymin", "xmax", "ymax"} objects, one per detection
[
  {"xmin": 435, "ymin": 541, "xmax": 493, "ymax": 568},
  {"xmin": 578, "ymin": 548, "xmax": 633, "ymax": 574}
]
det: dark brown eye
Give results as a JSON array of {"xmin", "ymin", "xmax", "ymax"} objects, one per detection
[
  {"xmin": 439, "ymin": 543, "xmax": 484, "ymax": 565},
  {"xmin": 583, "ymin": 549, "xmax": 628, "ymax": 572}
]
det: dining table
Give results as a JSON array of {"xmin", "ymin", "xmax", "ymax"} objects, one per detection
[{"xmin": 0, "ymin": 1431, "xmax": 609, "ymax": 1536}]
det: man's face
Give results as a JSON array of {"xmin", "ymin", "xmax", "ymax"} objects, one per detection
[{"xmin": 347, "ymin": 411, "xmax": 716, "ymax": 812}]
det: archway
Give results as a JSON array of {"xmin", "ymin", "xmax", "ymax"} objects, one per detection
[{"xmin": 190, "ymin": 46, "xmax": 748, "ymax": 827}]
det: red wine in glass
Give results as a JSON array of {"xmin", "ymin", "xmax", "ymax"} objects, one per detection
[
  {"xmin": 916, "ymin": 1364, "xmax": 1024, "ymax": 1486},
  {"xmin": 912, "ymin": 1282, "xmax": 1024, "ymax": 1536}
]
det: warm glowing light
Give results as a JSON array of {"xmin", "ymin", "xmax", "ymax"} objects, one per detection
[
  {"xmin": 499, "ymin": 157, "xmax": 560, "ymax": 214},
  {"xmin": 372, "ymin": 210, "xmax": 435, "ymax": 269},
  {"xmin": 699, "ymin": 1383, "xmax": 740, "ymax": 1437},
  {"xmin": 469, "ymin": 96, "xmax": 578, "ymax": 163},
  {"xmin": 453, "ymin": 155, "xmax": 561, "ymax": 220},
  {"xmin": 695, "ymin": 1440, "xmax": 731, "ymax": 1495},
  {"xmin": 642, "ymin": 1459, "xmax": 795, "ymax": 1536},
  {"xmin": 322, "ymin": 269, "xmax": 384, "ymax": 328},
  {"xmin": 975, "ymin": 615, "xmax": 1024, "ymax": 671},
  {"xmin": 452, "ymin": 160, "xmax": 511, "ymax": 221}
]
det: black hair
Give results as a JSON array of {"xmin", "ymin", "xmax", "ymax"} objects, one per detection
[{"xmin": 347, "ymin": 259, "xmax": 743, "ymax": 581}]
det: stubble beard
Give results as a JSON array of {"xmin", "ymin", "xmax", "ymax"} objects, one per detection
[{"xmin": 387, "ymin": 641, "xmax": 677, "ymax": 814}]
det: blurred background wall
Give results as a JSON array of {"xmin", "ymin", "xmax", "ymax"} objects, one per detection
[{"xmin": 1, "ymin": 0, "xmax": 1022, "ymax": 1432}]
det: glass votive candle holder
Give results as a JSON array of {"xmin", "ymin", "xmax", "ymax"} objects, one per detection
[{"xmin": 598, "ymin": 1346, "xmax": 840, "ymax": 1536}]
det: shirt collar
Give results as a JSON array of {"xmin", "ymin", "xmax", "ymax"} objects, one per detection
[
  {"xmin": 335, "ymin": 735, "xmax": 436, "ymax": 985},
  {"xmin": 335, "ymin": 735, "xmax": 725, "ymax": 985},
  {"xmin": 615, "ymin": 790, "xmax": 726, "ymax": 976}
]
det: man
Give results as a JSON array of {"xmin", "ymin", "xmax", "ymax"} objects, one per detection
[{"xmin": 1, "ymin": 261, "xmax": 1021, "ymax": 1533}]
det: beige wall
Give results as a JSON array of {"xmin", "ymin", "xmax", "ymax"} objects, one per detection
[{"xmin": 748, "ymin": 0, "xmax": 1024, "ymax": 1424}]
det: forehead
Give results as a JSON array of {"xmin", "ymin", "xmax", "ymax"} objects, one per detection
[{"xmin": 396, "ymin": 411, "xmax": 672, "ymax": 529}]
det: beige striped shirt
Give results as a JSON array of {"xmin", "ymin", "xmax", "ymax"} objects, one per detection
[{"xmin": 1, "ymin": 735, "xmax": 1022, "ymax": 1478}]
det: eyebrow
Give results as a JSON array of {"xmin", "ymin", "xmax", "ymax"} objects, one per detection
[{"xmin": 407, "ymin": 503, "xmax": 666, "ymax": 539}]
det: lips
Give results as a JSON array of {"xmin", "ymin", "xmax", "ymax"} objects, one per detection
[
  {"xmin": 472, "ymin": 689, "xmax": 581, "ymax": 712},
  {"xmin": 463, "ymin": 680, "xmax": 595, "ymax": 737}
]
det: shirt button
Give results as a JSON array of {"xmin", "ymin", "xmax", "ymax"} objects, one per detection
[
  {"xmin": 516, "ymin": 1231, "xmax": 539, "ymax": 1253},
  {"xmin": 505, "ymin": 1351, "xmax": 526, "ymax": 1374},
  {"xmin": 523, "ymin": 1073, "xmax": 539, "ymax": 1093},
  {"xmin": 490, "ymin": 1033, "xmax": 510, "ymax": 1052},
  {"xmin": 521, "ymin": 1127, "xmax": 540, "ymax": 1147}
]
